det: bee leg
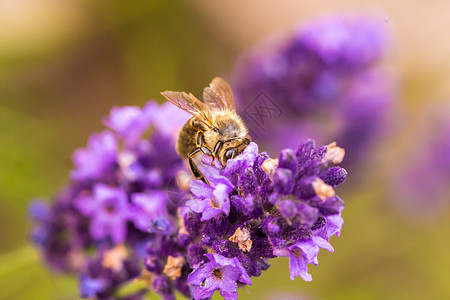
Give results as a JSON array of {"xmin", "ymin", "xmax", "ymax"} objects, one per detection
[
  {"xmin": 213, "ymin": 141, "xmax": 224, "ymax": 168},
  {"xmin": 188, "ymin": 148, "xmax": 209, "ymax": 185},
  {"xmin": 197, "ymin": 132, "xmax": 215, "ymax": 166}
]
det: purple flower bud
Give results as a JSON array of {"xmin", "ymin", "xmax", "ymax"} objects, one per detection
[
  {"xmin": 145, "ymin": 255, "xmax": 163, "ymax": 274},
  {"xmin": 187, "ymin": 244, "xmax": 206, "ymax": 269},
  {"xmin": 273, "ymin": 168, "xmax": 294, "ymax": 195},
  {"xmin": 280, "ymin": 199, "xmax": 298, "ymax": 219},
  {"xmin": 28, "ymin": 200, "xmax": 52, "ymax": 223},
  {"xmin": 296, "ymin": 203, "xmax": 319, "ymax": 227},
  {"xmin": 152, "ymin": 276, "xmax": 174, "ymax": 299},
  {"xmin": 262, "ymin": 217, "xmax": 281, "ymax": 235},
  {"xmin": 320, "ymin": 166, "xmax": 348, "ymax": 187},
  {"xmin": 79, "ymin": 275, "xmax": 106, "ymax": 298},
  {"xmin": 278, "ymin": 149, "xmax": 298, "ymax": 173}
]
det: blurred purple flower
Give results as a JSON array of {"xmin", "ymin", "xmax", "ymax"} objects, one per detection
[
  {"xmin": 29, "ymin": 100, "xmax": 190, "ymax": 299},
  {"xmin": 231, "ymin": 14, "xmax": 395, "ymax": 168},
  {"xmin": 71, "ymin": 131, "xmax": 118, "ymax": 181},
  {"xmin": 130, "ymin": 191, "xmax": 169, "ymax": 231},
  {"xmin": 75, "ymin": 184, "xmax": 130, "ymax": 244},
  {"xmin": 153, "ymin": 102, "xmax": 191, "ymax": 137},
  {"xmin": 103, "ymin": 103, "xmax": 155, "ymax": 146},
  {"xmin": 79, "ymin": 275, "xmax": 107, "ymax": 298}
]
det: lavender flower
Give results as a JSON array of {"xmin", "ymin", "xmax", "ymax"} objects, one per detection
[
  {"xmin": 31, "ymin": 133, "xmax": 347, "ymax": 299},
  {"xmin": 71, "ymin": 131, "xmax": 118, "ymax": 181},
  {"xmin": 188, "ymin": 254, "xmax": 252, "ymax": 300},
  {"xmin": 166, "ymin": 140, "xmax": 346, "ymax": 299},
  {"xmin": 103, "ymin": 103, "xmax": 154, "ymax": 146},
  {"xmin": 231, "ymin": 14, "xmax": 394, "ymax": 167},
  {"xmin": 29, "ymin": 101, "xmax": 190, "ymax": 298},
  {"xmin": 130, "ymin": 191, "xmax": 169, "ymax": 232},
  {"xmin": 75, "ymin": 184, "xmax": 130, "ymax": 244},
  {"xmin": 186, "ymin": 176, "xmax": 233, "ymax": 221},
  {"xmin": 276, "ymin": 233, "xmax": 335, "ymax": 281},
  {"xmin": 30, "ymin": 88, "xmax": 348, "ymax": 299}
]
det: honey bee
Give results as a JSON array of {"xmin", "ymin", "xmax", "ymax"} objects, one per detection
[{"xmin": 161, "ymin": 77, "xmax": 251, "ymax": 183}]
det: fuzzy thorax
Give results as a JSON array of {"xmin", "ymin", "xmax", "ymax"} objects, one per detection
[{"xmin": 203, "ymin": 110, "xmax": 248, "ymax": 149}]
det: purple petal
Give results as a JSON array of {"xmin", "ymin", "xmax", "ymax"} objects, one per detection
[
  {"xmin": 232, "ymin": 258, "xmax": 252, "ymax": 285},
  {"xmin": 189, "ymin": 180, "xmax": 213, "ymax": 198},
  {"xmin": 79, "ymin": 275, "xmax": 106, "ymax": 298},
  {"xmin": 201, "ymin": 207, "xmax": 222, "ymax": 221},
  {"xmin": 273, "ymin": 168, "xmax": 293, "ymax": 195},
  {"xmin": 273, "ymin": 247, "xmax": 290, "ymax": 258},
  {"xmin": 28, "ymin": 200, "xmax": 52, "ymax": 222},
  {"xmin": 103, "ymin": 106, "xmax": 148, "ymax": 143},
  {"xmin": 186, "ymin": 199, "xmax": 210, "ymax": 214},
  {"xmin": 223, "ymin": 142, "xmax": 259, "ymax": 174},
  {"xmin": 71, "ymin": 131, "xmax": 117, "ymax": 180},
  {"xmin": 192, "ymin": 279, "xmax": 219, "ymax": 300},
  {"xmin": 109, "ymin": 219, "xmax": 127, "ymax": 244},
  {"xmin": 221, "ymin": 266, "xmax": 242, "ymax": 282},
  {"xmin": 219, "ymin": 290, "xmax": 239, "ymax": 300},
  {"xmin": 187, "ymin": 263, "xmax": 216, "ymax": 285},
  {"xmin": 244, "ymin": 142, "xmax": 259, "ymax": 156},
  {"xmin": 220, "ymin": 197, "xmax": 230, "ymax": 216},
  {"xmin": 73, "ymin": 194, "xmax": 95, "ymax": 216},
  {"xmin": 289, "ymin": 252, "xmax": 312, "ymax": 282},
  {"xmin": 291, "ymin": 240, "xmax": 320, "ymax": 264},
  {"xmin": 312, "ymin": 236, "xmax": 334, "ymax": 252},
  {"xmin": 89, "ymin": 218, "xmax": 107, "ymax": 240},
  {"xmin": 93, "ymin": 184, "xmax": 129, "ymax": 213},
  {"xmin": 208, "ymin": 176, "xmax": 233, "ymax": 190},
  {"xmin": 132, "ymin": 191, "xmax": 167, "ymax": 214},
  {"xmin": 207, "ymin": 253, "xmax": 232, "ymax": 266},
  {"xmin": 212, "ymin": 184, "xmax": 231, "ymax": 203},
  {"xmin": 93, "ymin": 183, "xmax": 116, "ymax": 201},
  {"xmin": 131, "ymin": 192, "xmax": 168, "ymax": 231},
  {"xmin": 316, "ymin": 213, "xmax": 344, "ymax": 240},
  {"xmin": 152, "ymin": 101, "xmax": 190, "ymax": 136}
]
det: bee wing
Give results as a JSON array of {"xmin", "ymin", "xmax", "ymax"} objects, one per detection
[
  {"xmin": 203, "ymin": 77, "xmax": 236, "ymax": 112},
  {"xmin": 160, "ymin": 90, "xmax": 216, "ymax": 129}
]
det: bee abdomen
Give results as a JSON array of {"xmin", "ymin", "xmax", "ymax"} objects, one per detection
[{"xmin": 177, "ymin": 117, "xmax": 200, "ymax": 159}]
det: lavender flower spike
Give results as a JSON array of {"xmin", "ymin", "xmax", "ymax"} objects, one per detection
[
  {"xmin": 178, "ymin": 139, "xmax": 346, "ymax": 299},
  {"xmin": 231, "ymin": 14, "xmax": 394, "ymax": 167},
  {"xmin": 30, "ymin": 90, "xmax": 348, "ymax": 299},
  {"xmin": 29, "ymin": 100, "xmax": 190, "ymax": 299}
]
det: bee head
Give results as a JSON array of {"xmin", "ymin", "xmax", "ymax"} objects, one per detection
[{"xmin": 213, "ymin": 112, "xmax": 248, "ymax": 140}]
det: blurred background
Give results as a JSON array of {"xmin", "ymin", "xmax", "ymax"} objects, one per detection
[{"xmin": 0, "ymin": 0, "xmax": 449, "ymax": 299}]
